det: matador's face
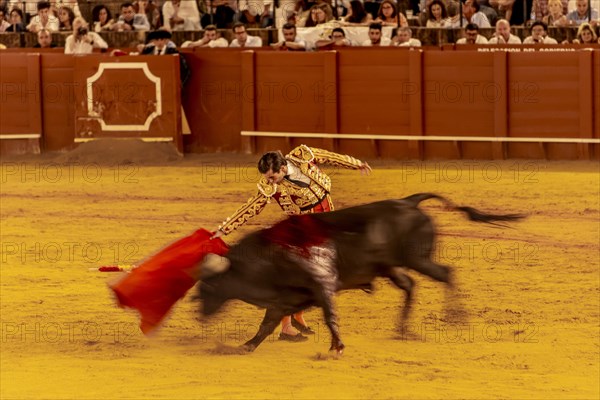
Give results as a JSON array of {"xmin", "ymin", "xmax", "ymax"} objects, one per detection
[{"xmin": 263, "ymin": 166, "xmax": 287, "ymax": 184}]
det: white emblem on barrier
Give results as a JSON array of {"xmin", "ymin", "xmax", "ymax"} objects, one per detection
[{"xmin": 86, "ymin": 62, "xmax": 162, "ymax": 131}]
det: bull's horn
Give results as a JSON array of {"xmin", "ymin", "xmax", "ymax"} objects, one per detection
[{"xmin": 200, "ymin": 253, "xmax": 231, "ymax": 278}]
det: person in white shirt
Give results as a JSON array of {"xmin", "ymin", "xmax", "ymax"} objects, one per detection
[
  {"xmin": 229, "ymin": 22, "xmax": 263, "ymax": 47},
  {"xmin": 64, "ymin": 17, "xmax": 108, "ymax": 54},
  {"xmin": 361, "ymin": 22, "xmax": 392, "ymax": 46},
  {"xmin": 27, "ymin": 1, "xmax": 59, "ymax": 32},
  {"xmin": 488, "ymin": 19, "xmax": 522, "ymax": 44},
  {"xmin": 162, "ymin": 0, "xmax": 200, "ymax": 31},
  {"xmin": 463, "ymin": 0, "xmax": 491, "ymax": 28},
  {"xmin": 182, "ymin": 25, "xmax": 229, "ymax": 48},
  {"xmin": 270, "ymin": 22, "xmax": 306, "ymax": 50},
  {"xmin": 393, "ymin": 26, "xmax": 422, "ymax": 46},
  {"xmin": 523, "ymin": 21, "xmax": 559, "ymax": 43},
  {"xmin": 456, "ymin": 23, "xmax": 490, "ymax": 44}
]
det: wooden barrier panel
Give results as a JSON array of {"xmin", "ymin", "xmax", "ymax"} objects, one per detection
[
  {"xmin": 423, "ymin": 51, "xmax": 496, "ymax": 159},
  {"xmin": 2, "ymin": 48, "xmax": 599, "ymax": 160},
  {"xmin": 181, "ymin": 49, "xmax": 244, "ymax": 152},
  {"xmin": 72, "ymin": 55, "xmax": 183, "ymax": 151},
  {"xmin": 0, "ymin": 53, "xmax": 42, "ymax": 155},
  {"xmin": 337, "ymin": 49, "xmax": 414, "ymax": 159},
  {"xmin": 507, "ymin": 52, "xmax": 582, "ymax": 159},
  {"xmin": 254, "ymin": 51, "xmax": 334, "ymax": 154},
  {"xmin": 40, "ymin": 53, "xmax": 76, "ymax": 152}
]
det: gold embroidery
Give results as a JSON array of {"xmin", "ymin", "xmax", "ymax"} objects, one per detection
[
  {"xmin": 311, "ymin": 147, "xmax": 364, "ymax": 170},
  {"xmin": 257, "ymin": 177, "xmax": 277, "ymax": 197},
  {"xmin": 218, "ymin": 193, "xmax": 269, "ymax": 235},
  {"xmin": 287, "ymin": 144, "xmax": 315, "ymax": 163},
  {"xmin": 217, "ymin": 145, "xmax": 365, "ymax": 235}
]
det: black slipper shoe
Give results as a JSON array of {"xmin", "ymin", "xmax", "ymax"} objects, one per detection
[
  {"xmin": 278, "ymin": 332, "xmax": 308, "ymax": 342},
  {"xmin": 291, "ymin": 318, "xmax": 316, "ymax": 335}
]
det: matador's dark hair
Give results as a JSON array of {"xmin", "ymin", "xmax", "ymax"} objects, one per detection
[{"xmin": 258, "ymin": 151, "xmax": 287, "ymax": 174}]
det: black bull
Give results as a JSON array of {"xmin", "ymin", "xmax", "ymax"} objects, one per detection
[{"xmin": 198, "ymin": 193, "xmax": 523, "ymax": 353}]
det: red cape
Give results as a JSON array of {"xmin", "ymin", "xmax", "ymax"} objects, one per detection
[{"xmin": 110, "ymin": 229, "xmax": 229, "ymax": 335}]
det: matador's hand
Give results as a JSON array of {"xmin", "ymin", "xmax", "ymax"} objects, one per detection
[
  {"xmin": 211, "ymin": 229, "xmax": 224, "ymax": 239},
  {"xmin": 359, "ymin": 162, "xmax": 372, "ymax": 176}
]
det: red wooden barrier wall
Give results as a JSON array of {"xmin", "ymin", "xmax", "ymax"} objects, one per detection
[
  {"xmin": 0, "ymin": 53, "xmax": 42, "ymax": 154},
  {"xmin": 1, "ymin": 53, "xmax": 183, "ymax": 154},
  {"xmin": 2, "ymin": 48, "xmax": 599, "ymax": 160}
]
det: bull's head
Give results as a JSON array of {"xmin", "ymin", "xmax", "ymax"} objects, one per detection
[{"xmin": 198, "ymin": 253, "xmax": 232, "ymax": 316}]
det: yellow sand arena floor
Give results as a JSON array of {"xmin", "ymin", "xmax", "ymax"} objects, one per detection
[{"xmin": 1, "ymin": 156, "xmax": 598, "ymax": 399}]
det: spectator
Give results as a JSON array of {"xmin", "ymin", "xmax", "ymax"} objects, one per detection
[
  {"xmin": 341, "ymin": 0, "xmax": 373, "ymax": 25},
  {"xmin": 463, "ymin": 0, "xmax": 491, "ymax": 27},
  {"xmin": 573, "ymin": 21, "xmax": 598, "ymax": 42},
  {"xmin": 315, "ymin": 27, "xmax": 353, "ymax": 48},
  {"xmin": 65, "ymin": 17, "xmax": 108, "ymax": 54},
  {"xmin": 141, "ymin": 29, "xmax": 178, "ymax": 54},
  {"xmin": 5, "ymin": 8, "xmax": 25, "ymax": 32},
  {"xmin": 27, "ymin": 1, "xmax": 59, "ymax": 32},
  {"xmin": 238, "ymin": 0, "xmax": 274, "ymax": 28},
  {"xmin": 92, "ymin": 5, "xmax": 115, "ymax": 32},
  {"xmin": 270, "ymin": 22, "xmax": 306, "ymax": 50},
  {"xmin": 58, "ymin": 6, "xmax": 74, "ymax": 31},
  {"xmin": 304, "ymin": 3, "xmax": 334, "ymax": 27},
  {"xmin": 542, "ymin": 0, "xmax": 568, "ymax": 26},
  {"xmin": 532, "ymin": 0, "xmax": 567, "ymax": 22},
  {"xmin": 361, "ymin": 22, "xmax": 392, "ymax": 45},
  {"xmin": 33, "ymin": 28, "xmax": 57, "ymax": 47},
  {"xmin": 456, "ymin": 22, "xmax": 489, "ymax": 43},
  {"xmin": 7, "ymin": 0, "xmax": 37, "ymax": 17},
  {"xmin": 425, "ymin": 0, "xmax": 448, "ymax": 27},
  {"xmin": 478, "ymin": 1, "xmax": 499, "ymax": 25},
  {"xmin": 374, "ymin": 0, "xmax": 409, "ymax": 27},
  {"xmin": 566, "ymin": 0, "xmax": 599, "ymax": 26},
  {"xmin": 445, "ymin": 1, "xmax": 464, "ymax": 27},
  {"xmin": 134, "ymin": 0, "xmax": 161, "ymax": 30},
  {"xmin": 364, "ymin": 0, "xmax": 383, "ymax": 20},
  {"xmin": 52, "ymin": 0, "xmax": 81, "ymax": 17},
  {"xmin": 229, "ymin": 22, "xmax": 263, "ymax": 47},
  {"xmin": 112, "ymin": 2, "xmax": 150, "ymax": 31},
  {"xmin": 488, "ymin": 18, "xmax": 522, "ymax": 42},
  {"xmin": 182, "ymin": 24, "xmax": 229, "ymax": 47},
  {"xmin": 0, "ymin": 8, "xmax": 10, "ymax": 32},
  {"xmin": 275, "ymin": 0, "xmax": 299, "ymax": 28},
  {"xmin": 200, "ymin": 0, "xmax": 237, "ymax": 29},
  {"xmin": 162, "ymin": 0, "xmax": 201, "ymax": 31},
  {"xmin": 490, "ymin": 0, "xmax": 533, "ymax": 25},
  {"xmin": 523, "ymin": 20, "xmax": 558, "ymax": 42},
  {"xmin": 393, "ymin": 26, "xmax": 421, "ymax": 46},
  {"xmin": 141, "ymin": 29, "xmax": 191, "ymax": 85}
]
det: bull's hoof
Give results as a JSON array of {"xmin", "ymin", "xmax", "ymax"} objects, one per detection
[
  {"xmin": 278, "ymin": 332, "xmax": 308, "ymax": 342},
  {"xmin": 329, "ymin": 343, "xmax": 345, "ymax": 355},
  {"xmin": 240, "ymin": 344, "xmax": 256, "ymax": 352}
]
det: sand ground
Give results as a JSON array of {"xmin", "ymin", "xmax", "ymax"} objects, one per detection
[{"xmin": 1, "ymin": 154, "xmax": 598, "ymax": 399}]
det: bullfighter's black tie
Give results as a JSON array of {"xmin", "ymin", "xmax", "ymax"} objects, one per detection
[{"xmin": 284, "ymin": 175, "xmax": 310, "ymax": 188}]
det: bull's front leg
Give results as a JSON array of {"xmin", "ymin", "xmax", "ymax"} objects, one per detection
[
  {"xmin": 304, "ymin": 243, "xmax": 344, "ymax": 354},
  {"xmin": 316, "ymin": 287, "xmax": 344, "ymax": 354},
  {"xmin": 243, "ymin": 308, "xmax": 284, "ymax": 352}
]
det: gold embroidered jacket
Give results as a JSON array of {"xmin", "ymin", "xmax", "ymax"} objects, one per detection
[{"xmin": 218, "ymin": 144, "xmax": 365, "ymax": 235}]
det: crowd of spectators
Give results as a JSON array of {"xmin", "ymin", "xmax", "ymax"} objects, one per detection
[{"xmin": 0, "ymin": 0, "xmax": 598, "ymax": 51}]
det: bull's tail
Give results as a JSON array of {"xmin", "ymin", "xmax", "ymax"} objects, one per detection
[{"xmin": 401, "ymin": 193, "xmax": 525, "ymax": 226}]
